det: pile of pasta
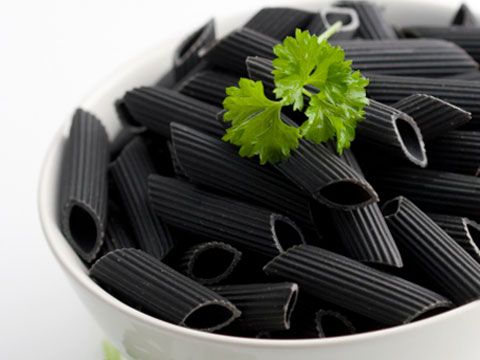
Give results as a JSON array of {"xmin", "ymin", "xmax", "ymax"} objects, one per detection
[{"xmin": 59, "ymin": 1, "xmax": 480, "ymax": 339}]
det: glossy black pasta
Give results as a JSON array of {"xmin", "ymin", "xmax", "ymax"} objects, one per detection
[
  {"xmin": 392, "ymin": 94, "xmax": 471, "ymax": 140},
  {"xmin": 358, "ymin": 99, "xmax": 427, "ymax": 167},
  {"xmin": 383, "ymin": 197, "xmax": 480, "ymax": 304},
  {"xmin": 203, "ymin": 27, "xmax": 277, "ymax": 74},
  {"xmin": 447, "ymin": 71, "xmax": 480, "ymax": 81},
  {"xmin": 275, "ymin": 140, "xmax": 378, "ymax": 210},
  {"xmin": 110, "ymin": 138, "xmax": 173, "ymax": 259},
  {"xmin": 335, "ymin": 0, "xmax": 397, "ymax": 39},
  {"xmin": 428, "ymin": 213, "xmax": 480, "ymax": 263},
  {"xmin": 315, "ymin": 310, "xmax": 356, "ymax": 338},
  {"xmin": 244, "ymin": 7, "xmax": 314, "ymax": 39},
  {"xmin": 123, "ymin": 86, "xmax": 224, "ymax": 138},
  {"xmin": 428, "ymin": 131, "xmax": 480, "ymax": 176},
  {"xmin": 333, "ymin": 39, "xmax": 478, "ymax": 77},
  {"xmin": 263, "ymin": 245, "xmax": 452, "ymax": 325},
  {"xmin": 211, "ymin": 283, "xmax": 299, "ymax": 331},
  {"xmin": 325, "ymin": 147, "xmax": 402, "ymax": 267},
  {"xmin": 148, "ymin": 175, "xmax": 305, "ymax": 257},
  {"xmin": 371, "ymin": 166, "xmax": 480, "ymax": 219},
  {"xmin": 176, "ymin": 70, "xmax": 238, "ymax": 106},
  {"xmin": 170, "ymin": 123, "xmax": 313, "ymax": 229},
  {"xmin": 366, "ymin": 74, "xmax": 480, "ymax": 129},
  {"xmin": 90, "ymin": 248, "xmax": 240, "ymax": 331},
  {"xmin": 60, "ymin": 109, "xmax": 109, "ymax": 262},
  {"xmin": 452, "ymin": 4, "xmax": 477, "ymax": 26},
  {"xmin": 403, "ymin": 26, "xmax": 480, "ymax": 64},
  {"xmin": 178, "ymin": 241, "xmax": 242, "ymax": 284},
  {"xmin": 173, "ymin": 19, "xmax": 215, "ymax": 80}
]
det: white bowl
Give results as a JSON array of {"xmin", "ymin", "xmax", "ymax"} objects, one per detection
[{"xmin": 39, "ymin": 1, "xmax": 480, "ymax": 359}]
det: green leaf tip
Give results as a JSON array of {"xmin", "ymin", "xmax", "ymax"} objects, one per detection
[
  {"xmin": 222, "ymin": 24, "xmax": 369, "ymax": 164},
  {"xmin": 102, "ymin": 341, "xmax": 122, "ymax": 360}
]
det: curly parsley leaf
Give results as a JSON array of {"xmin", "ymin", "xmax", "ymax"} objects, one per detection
[
  {"xmin": 222, "ymin": 78, "xmax": 300, "ymax": 164},
  {"xmin": 221, "ymin": 24, "xmax": 369, "ymax": 164}
]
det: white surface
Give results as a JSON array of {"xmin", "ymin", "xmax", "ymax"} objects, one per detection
[{"xmin": 2, "ymin": 0, "xmax": 480, "ymax": 359}]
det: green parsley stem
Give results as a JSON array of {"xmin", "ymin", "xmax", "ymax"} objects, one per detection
[
  {"xmin": 302, "ymin": 88, "xmax": 313, "ymax": 98},
  {"xmin": 317, "ymin": 20, "xmax": 343, "ymax": 43}
]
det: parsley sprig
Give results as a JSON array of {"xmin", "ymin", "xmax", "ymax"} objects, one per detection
[{"xmin": 222, "ymin": 22, "xmax": 369, "ymax": 164}]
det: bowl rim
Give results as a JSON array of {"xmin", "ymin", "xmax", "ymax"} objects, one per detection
[{"xmin": 38, "ymin": 2, "xmax": 480, "ymax": 348}]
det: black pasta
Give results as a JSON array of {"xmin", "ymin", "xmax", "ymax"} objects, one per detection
[
  {"xmin": 324, "ymin": 146, "xmax": 403, "ymax": 268},
  {"xmin": 428, "ymin": 213, "xmax": 480, "ymax": 264},
  {"xmin": 371, "ymin": 166, "xmax": 480, "ymax": 220},
  {"xmin": 275, "ymin": 140, "xmax": 379, "ymax": 210},
  {"xmin": 244, "ymin": 7, "xmax": 315, "ymax": 39},
  {"xmin": 428, "ymin": 131, "xmax": 480, "ymax": 176},
  {"xmin": 170, "ymin": 123, "xmax": 314, "ymax": 229},
  {"xmin": 110, "ymin": 137, "xmax": 173, "ymax": 259},
  {"xmin": 123, "ymin": 86, "xmax": 224, "ymax": 138},
  {"xmin": 383, "ymin": 197, "xmax": 480, "ymax": 304},
  {"xmin": 173, "ymin": 19, "xmax": 215, "ymax": 80},
  {"xmin": 148, "ymin": 175, "xmax": 305, "ymax": 257},
  {"xmin": 211, "ymin": 283, "xmax": 299, "ymax": 332},
  {"xmin": 177, "ymin": 241, "xmax": 242, "ymax": 285},
  {"xmin": 335, "ymin": 0, "xmax": 397, "ymax": 39},
  {"xmin": 90, "ymin": 248, "xmax": 240, "ymax": 331},
  {"xmin": 392, "ymin": 94, "xmax": 471, "ymax": 140},
  {"xmin": 366, "ymin": 74, "xmax": 480, "ymax": 129},
  {"xmin": 263, "ymin": 245, "xmax": 452, "ymax": 325},
  {"xmin": 60, "ymin": 109, "xmax": 109, "ymax": 262}
]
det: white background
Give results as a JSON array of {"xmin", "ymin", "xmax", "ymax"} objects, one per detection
[{"xmin": 1, "ymin": 0, "xmax": 479, "ymax": 359}]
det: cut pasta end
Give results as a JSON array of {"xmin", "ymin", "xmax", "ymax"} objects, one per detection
[
  {"xmin": 393, "ymin": 114, "xmax": 427, "ymax": 168},
  {"xmin": 182, "ymin": 301, "xmax": 241, "ymax": 332},
  {"xmin": 316, "ymin": 180, "xmax": 379, "ymax": 210},
  {"xmin": 270, "ymin": 214, "xmax": 305, "ymax": 253}
]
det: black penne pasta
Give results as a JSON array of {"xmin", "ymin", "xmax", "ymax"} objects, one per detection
[
  {"xmin": 210, "ymin": 283, "xmax": 299, "ymax": 332},
  {"xmin": 245, "ymin": 56, "xmax": 276, "ymax": 95},
  {"xmin": 110, "ymin": 137, "xmax": 173, "ymax": 259},
  {"xmin": 275, "ymin": 140, "xmax": 378, "ymax": 210},
  {"xmin": 428, "ymin": 131, "xmax": 480, "ymax": 176},
  {"xmin": 173, "ymin": 19, "xmax": 215, "ymax": 80},
  {"xmin": 452, "ymin": 4, "xmax": 477, "ymax": 27},
  {"xmin": 333, "ymin": 39, "xmax": 478, "ymax": 77},
  {"xmin": 447, "ymin": 71, "xmax": 480, "ymax": 81},
  {"xmin": 403, "ymin": 27, "xmax": 480, "ymax": 64},
  {"xmin": 123, "ymin": 86, "xmax": 224, "ymax": 138},
  {"xmin": 323, "ymin": 145, "xmax": 402, "ymax": 267},
  {"xmin": 246, "ymin": 38, "xmax": 476, "ymax": 78},
  {"xmin": 383, "ymin": 197, "xmax": 480, "ymax": 304},
  {"xmin": 203, "ymin": 27, "xmax": 277, "ymax": 75},
  {"xmin": 90, "ymin": 248, "xmax": 240, "ymax": 331},
  {"xmin": 315, "ymin": 309, "xmax": 356, "ymax": 338},
  {"xmin": 371, "ymin": 166, "xmax": 480, "ymax": 219},
  {"xmin": 166, "ymin": 141, "xmax": 187, "ymax": 179},
  {"xmin": 60, "ymin": 109, "xmax": 109, "ymax": 262},
  {"xmin": 170, "ymin": 123, "xmax": 314, "ymax": 229},
  {"xmin": 366, "ymin": 74, "xmax": 480, "ymax": 129},
  {"xmin": 428, "ymin": 213, "xmax": 480, "ymax": 263},
  {"xmin": 148, "ymin": 175, "xmax": 305, "ymax": 257},
  {"xmin": 335, "ymin": 0, "xmax": 397, "ymax": 39},
  {"xmin": 115, "ymin": 98, "xmax": 146, "ymax": 134},
  {"xmin": 175, "ymin": 70, "xmax": 238, "ymax": 106},
  {"xmin": 103, "ymin": 205, "xmax": 137, "ymax": 254},
  {"xmin": 110, "ymin": 127, "xmax": 137, "ymax": 160},
  {"xmin": 307, "ymin": 7, "xmax": 360, "ymax": 40},
  {"xmin": 155, "ymin": 67, "xmax": 178, "ymax": 89},
  {"xmin": 244, "ymin": 7, "xmax": 314, "ymax": 40},
  {"xmin": 263, "ymin": 245, "xmax": 452, "ymax": 325},
  {"xmin": 392, "ymin": 94, "xmax": 471, "ymax": 140},
  {"xmin": 178, "ymin": 241, "xmax": 242, "ymax": 285},
  {"xmin": 358, "ymin": 99, "xmax": 427, "ymax": 167}
]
